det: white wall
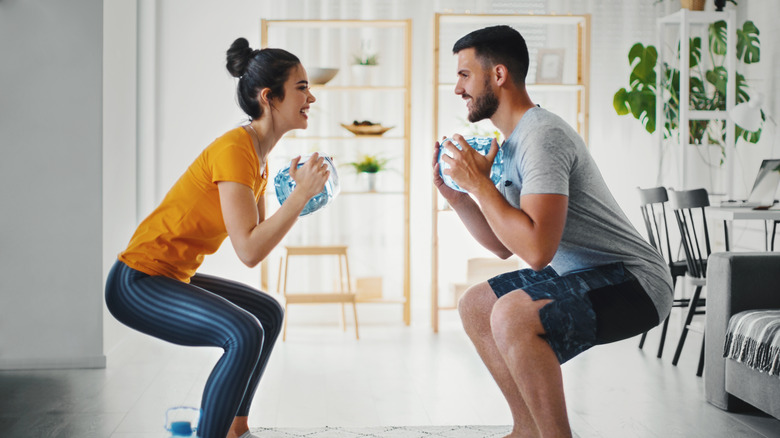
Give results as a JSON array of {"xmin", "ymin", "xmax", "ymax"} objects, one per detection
[
  {"xmin": 105, "ymin": 0, "xmax": 780, "ymax": 341},
  {"xmin": 103, "ymin": 0, "xmax": 139, "ymax": 355},
  {"xmin": 0, "ymin": 0, "xmax": 105, "ymax": 369}
]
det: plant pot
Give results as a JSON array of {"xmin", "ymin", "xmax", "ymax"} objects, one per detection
[
  {"xmin": 351, "ymin": 64, "xmax": 378, "ymax": 86},
  {"xmin": 680, "ymin": 0, "xmax": 705, "ymax": 10},
  {"xmin": 363, "ymin": 172, "xmax": 377, "ymax": 192}
]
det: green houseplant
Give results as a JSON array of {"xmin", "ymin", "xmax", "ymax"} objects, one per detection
[
  {"xmin": 613, "ymin": 19, "xmax": 764, "ymax": 152},
  {"xmin": 346, "ymin": 155, "xmax": 389, "ymax": 191},
  {"xmin": 352, "ymin": 52, "xmax": 379, "ymax": 66},
  {"xmin": 347, "ymin": 154, "xmax": 389, "ymax": 173}
]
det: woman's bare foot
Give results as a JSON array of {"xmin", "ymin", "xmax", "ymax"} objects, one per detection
[{"xmin": 225, "ymin": 416, "xmax": 250, "ymax": 438}]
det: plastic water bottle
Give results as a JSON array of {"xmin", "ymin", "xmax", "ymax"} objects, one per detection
[
  {"xmin": 274, "ymin": 154, "xmax": 340, "ymax": 216},
  {"xmin": 165, "ymin": 406, "xmax": 200, "ymax": 437},
  {"xmin": 438, "ymin": 136, "xmax": 504, "ymax": 193}
]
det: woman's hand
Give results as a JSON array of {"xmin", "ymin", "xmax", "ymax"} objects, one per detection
[
  {"xmin": 289, "ymin": 153, "xmax": 329, "ymax": 200},
  {"xmin": 218, "ymin": 153, "xmax": 329, "ymax": 268}
]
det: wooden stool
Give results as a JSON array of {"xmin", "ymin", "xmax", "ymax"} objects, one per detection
[{"xmin": 277, "ymin": 245, "xmax": 359, "ymax": 341}]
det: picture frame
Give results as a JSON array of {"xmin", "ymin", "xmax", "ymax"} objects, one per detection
[{"xmin": 535, "ymin": 48, "xmax": 565, "ymax": 84}]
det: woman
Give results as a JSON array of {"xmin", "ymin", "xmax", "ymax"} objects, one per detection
[{"xmin": 105, "ymin": 38, "xmax": 326, "ymax": 438}]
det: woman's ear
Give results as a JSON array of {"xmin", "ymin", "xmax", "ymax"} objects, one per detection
[{"xmin": 258, "ymin": 87, "xmax": 273, "ymax": 106}]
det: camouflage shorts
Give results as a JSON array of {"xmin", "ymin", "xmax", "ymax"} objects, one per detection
[{"xmin": 488, "ymin": 262, "xmax": 649, "ymax": 364}]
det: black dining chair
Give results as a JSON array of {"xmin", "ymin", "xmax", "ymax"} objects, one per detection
[
  {"xmin": 636, "ymin": 187, "xmax": 690, "ymax": 358},
  {"xmin": 669, "ymin": 188, "xmax": 711, "ymax": 376}
]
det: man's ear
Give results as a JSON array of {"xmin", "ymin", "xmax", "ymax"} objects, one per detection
[{"xmin": 493, "ymin": 64, "xmax": 509, "ymax": 87}]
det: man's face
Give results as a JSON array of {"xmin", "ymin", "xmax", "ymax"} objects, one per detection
[{"xmin": 454, "ymin": 48, "xmax": 499, "ymax": 123}]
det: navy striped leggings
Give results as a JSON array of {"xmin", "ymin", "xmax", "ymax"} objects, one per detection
[{"xmin": 105, "ymin": 260, "xmax": 284, "ymax": 438}]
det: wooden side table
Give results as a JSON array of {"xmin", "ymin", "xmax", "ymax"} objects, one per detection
[{"xmin": 277, "ymin": 245, "xmax": 359, "ymax": 341}]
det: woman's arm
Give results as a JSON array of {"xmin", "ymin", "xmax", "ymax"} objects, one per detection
[{"xmin": 219, "ymin": 154, "xmax": 329, "ymax": 267}]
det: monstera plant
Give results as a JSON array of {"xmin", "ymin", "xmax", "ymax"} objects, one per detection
[{"xmin": 614, "ymin": 19, "xmax": 763, "ymax": 151}]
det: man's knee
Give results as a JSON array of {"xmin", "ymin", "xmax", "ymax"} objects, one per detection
[
  {"xmin": 490, "ymin": 291, "xmax": 549, "ymax": 345},
  {"xmin": 458, "ymin": 282, "xmax": 496, "ymax": 333},
  {"xmin": 458, "ymin": 282, "xmax": 495, "ymax": 315}
]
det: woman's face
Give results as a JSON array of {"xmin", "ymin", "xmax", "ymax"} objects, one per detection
[{"xmin": 270, "ymin": 64, "xmax": 316, "ymax": 131}]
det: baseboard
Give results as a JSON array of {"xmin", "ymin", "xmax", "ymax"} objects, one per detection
[{"xmin": 0, "ymin": 354, "xmax": 106, "ymax": 370}]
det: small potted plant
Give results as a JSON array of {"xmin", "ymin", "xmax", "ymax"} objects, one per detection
[
  {"xmin": 346, "ymin": 154, "xmax": 389, "ymax": 191},
  {"xmin": 352, "ymin": 52, "xmax": 379, "ymax": 66},
  {"xmin": 351, "ymin": 39, "xmax": 379, "ymax": 86}
]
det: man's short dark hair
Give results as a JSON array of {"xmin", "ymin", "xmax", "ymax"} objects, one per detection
[{"xmin": 452, "ymin": 25, "xmax": 529, "ymax": 86}]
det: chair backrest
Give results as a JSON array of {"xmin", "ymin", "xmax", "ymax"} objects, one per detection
[
  {"xmin": 637, "ymin": 186, "xmax": 674, "ymax": 266},
  {"xmin": 669, "ymin": 188, "xmax": 711, "ymax": 279}
]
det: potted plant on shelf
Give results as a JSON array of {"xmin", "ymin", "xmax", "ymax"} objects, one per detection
[
  {"xmin": 346, "ymin": 154, "xmax": 389, "ymax": 192},
  {"xmin": 351, "ymin": 39, "xmax": 379, "ymax": 86},
  {"xmin": 613, "ymin": 18, "xmax": 763, "ymax": 179}
]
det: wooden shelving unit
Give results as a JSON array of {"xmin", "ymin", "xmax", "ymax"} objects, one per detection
[
  {"xmin": 261, "ymin": 19, "xmax": 412, "ymax": 325},
  {"xmin": 431, "ymin": 13, "xmax": 591, "ymax": 332}
]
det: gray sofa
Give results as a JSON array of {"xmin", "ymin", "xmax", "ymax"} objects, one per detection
[{"xmin": 705, "ymin": 252, "xmax": 780, "ymax": 420}]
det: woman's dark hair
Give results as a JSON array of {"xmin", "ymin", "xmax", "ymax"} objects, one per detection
[
  {"xmin": 452, "ymin": 25, "xmax": 529, "ymax": 86},
  {"xmin": 226, "ymin": 37, "xmax": 301, "ymax": 120}
]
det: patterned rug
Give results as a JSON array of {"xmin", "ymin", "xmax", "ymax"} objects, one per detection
[{"xmin": 250, "ymin": 425, "xmax": 511, "ymax": 437}]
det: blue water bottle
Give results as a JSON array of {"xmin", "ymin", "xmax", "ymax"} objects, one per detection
[
  {"xmin": 438, "ymin": 136, "xmax": 503, "ymax": 193},
  {"xmin": 165, "ymin": 406, "xmax": 200, "ymax": 437},
  {"xmin": 274, "ymin": 154, "xmax": 340, "ymax": 216}
]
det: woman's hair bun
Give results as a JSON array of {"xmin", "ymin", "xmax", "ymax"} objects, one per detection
[{"xmin": 226, "ymin": 37, "xmax": 255, "ymax": 78}]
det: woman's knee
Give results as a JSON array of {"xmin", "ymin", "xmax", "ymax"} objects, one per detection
[
  {"xmin": 270, "ymin": 298, "xmax": 285, "ymax": 326},
  {"xmin": 263, "ymin": 299, "xmax": 285, "ymax": 342},
  {"xmin": 229, "ymin": 313, "xmax": 265, "ymax": 355}
]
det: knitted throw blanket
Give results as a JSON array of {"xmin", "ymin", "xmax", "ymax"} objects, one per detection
[{"xmin": 723, "ymin": 309, "xmax": 780, "ymax": 377}]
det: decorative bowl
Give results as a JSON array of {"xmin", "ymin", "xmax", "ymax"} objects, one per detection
[
  {"xmin": 308, "ymin": 68, "xmax": 339, "ymax": 85},
  {"xmin": 340, "ymin": 123, "xmax": 394, "ymax": 136}
]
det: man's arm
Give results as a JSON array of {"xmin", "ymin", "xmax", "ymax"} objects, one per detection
[
  {"xmin": 447, "ymin": 192, "xmax": 514, "ymax": 258},
  {"xmin": 439, "ymin": 135, "xmax": 568, "ymax": 270},
  {"xmin": 473, "ymin": 189, "xmax": 567, "ymax": 271},
  {"xmin": 433, "ymin": 139, "xmax": 512, "ymax": 258}
]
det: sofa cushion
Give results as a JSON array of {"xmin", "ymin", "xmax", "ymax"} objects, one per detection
[{"xmin": 724, "ymin": 309, "xmax": 780, "ymax": 376}]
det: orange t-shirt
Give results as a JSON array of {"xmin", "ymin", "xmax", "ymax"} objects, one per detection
[{"xmin": 119, "ymin": 127, "xmax": 268, "ymax": 282}]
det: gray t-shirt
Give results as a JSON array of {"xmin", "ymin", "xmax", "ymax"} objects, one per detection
[{"xmin": 498, "ymin": 107, "xmax": 673, "ymax": 320}]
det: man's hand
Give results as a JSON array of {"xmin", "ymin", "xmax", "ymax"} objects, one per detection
[
  {"xmin": 433, "ymin": 137, "xmax": 467, "ymax": 202},
  {"xmin": 439, "ymin": 134, "xmax": 498, "ymax": 195}
]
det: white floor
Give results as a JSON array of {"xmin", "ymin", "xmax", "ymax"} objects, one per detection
[
  {"xmin": 2, "ymin": 309, "xmax": 779, "ymax": 438},
  {"xmin": 105, "ymin": 313, "xmax": 514, "ymax": 435}
]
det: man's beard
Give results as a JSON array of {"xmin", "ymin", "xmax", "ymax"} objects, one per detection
[{"xmin": 467, "ymin": 79, "xmax": 499, "ymax": 123}]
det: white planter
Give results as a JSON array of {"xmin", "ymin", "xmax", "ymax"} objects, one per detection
[
  {"xmin": 363, "ymin": 172, "xmax": 377, "ymax": 192},
  {"xmin": 351, "ymin": 65, "xmax": 378, "ymax": 86}
]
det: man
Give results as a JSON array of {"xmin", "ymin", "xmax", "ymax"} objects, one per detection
[{"xmin": 433, "ymin": 25, "xmax": 673, "ymax": 438}]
